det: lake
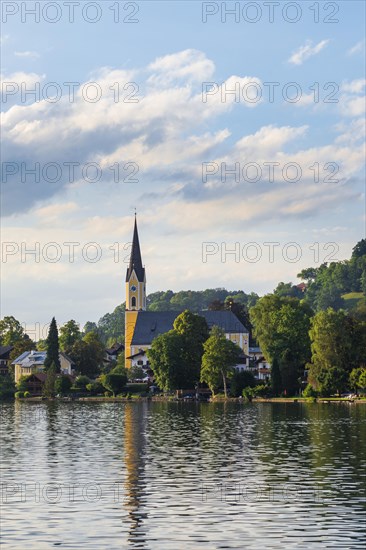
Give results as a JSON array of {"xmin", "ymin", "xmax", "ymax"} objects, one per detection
[{"xmin": 1, "ymin": 401, "xmax": 365, "ymax": 549}]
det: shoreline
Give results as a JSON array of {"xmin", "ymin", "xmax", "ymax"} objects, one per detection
[{"xmin": 9, "ymin": 396, "xmax": 366, "ymax": 404}]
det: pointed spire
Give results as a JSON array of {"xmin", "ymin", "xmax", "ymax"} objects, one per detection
[{"xmin": 126, "ymin": 215, "xmax": 145, "ymax": 282}]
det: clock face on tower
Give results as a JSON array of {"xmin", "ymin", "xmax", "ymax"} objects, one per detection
[{"xmin": 130, "ymin": 285, "xmax": 137, "ymax": 292}]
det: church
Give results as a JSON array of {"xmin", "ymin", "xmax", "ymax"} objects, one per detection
[{"xmin": 124, "ymin": 216, "xmax": 250, "ymax": 370}]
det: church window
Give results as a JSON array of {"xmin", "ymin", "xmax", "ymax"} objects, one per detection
[{"xmin": 131, "ymin": 297, "xmax": 136, "ymax": 308}]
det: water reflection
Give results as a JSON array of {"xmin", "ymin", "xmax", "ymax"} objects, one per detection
[{"xmin": 1, "ymin": 401, "xmax": 365, "ymax": 549}]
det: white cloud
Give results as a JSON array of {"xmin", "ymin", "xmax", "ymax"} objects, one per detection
[
  {"xmin": 14, "ymin": 51, "xmax": 40, "ymax": 59},
  {"xmin": 288, "ymin": 39, "xmax": 330, "ymax": 65},
  {"xmin": 347, "ymin": 40, "xmax": 365, "ymax": 56}
]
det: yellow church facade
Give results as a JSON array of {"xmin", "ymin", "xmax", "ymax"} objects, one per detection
[{"xmin": 124, "ymin": 217, "xmax": 250, "ymax": 370}]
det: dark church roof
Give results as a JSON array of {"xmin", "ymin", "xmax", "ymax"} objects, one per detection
[
  {"xmin": 131, "ymin": 310, "xmax": 248, "ymax": 346},
  {"xmin": 126, "ymin": 216, "xmax": 145, "ymax": 282}
]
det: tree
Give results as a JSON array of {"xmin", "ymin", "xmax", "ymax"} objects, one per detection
[
  {"xmin": 200, "ymin": 326, "xmax": 242, "ymax": 398},
  {"xmin": 308, "ymin": 309, "xmax": 364, "ymax": 395},
  {"xmin": 59, "ymin": 320, "xmax": 81, "ymax": 353},
  {"xmin": 0, "ymin": 316, "xmax": 24, "ymax": 346},
  {"xmin": 111, "ymin": 352, "xmax": 126, "ymax": 374},
  {"xmin": 250, "ymin": 295, "xmax": 313, "ymax": 395},
  {"xmin": 69, "ymin": 331, "xmax": 104, "ymax": 378},
  {"xmin": 0, "ymin": 375, "xmax": 15, "ymax": 400},
  {"xmin": 73, "ymin": 375, "xmax": 90, "ymax": 391},
  {"xmin": 16, "ymin": 375, "xmax": 30, "ymax": 392},
  {"xmin": 147, "ymin": 311, "xmax": 209, "ymax": 391},
  {"xmin": 129, "ymin": 365, "xmax": 145, "ymax": 381},
  {"xmin": 100, "ymin": 373, "xmax": 127, "ymax": 397},
  {"xmin": 173, "ymin": 310, "xmax": 209, "ymax": 385},
  {"xmin": 352, "ymin": 239, "xmax": 366, "ymax": 259},
  {"xmin": 43, "ymin": 362, "xmax": 57, "ymax": 398},
  {"xmin": 230, "ymin": 370, "xmax": 255, "ymax": 397},
  {"xmin": 54, "ymin": 375, "xmax": 72, "ymax": 395},
  {"xmin": 83, "ymin": 331, "xmax": 105, "ymax": 368},
  {"xmin": 147, "ymin": 330, "xmax": 186, "ymax": 391},
  {"xmin": 316, "ymin": 366, "xmax": 348, "ymax": 397},
  {"xmin": 8, "ymin": 334, "xmax": 36, "ymax": 378},
  {"xmin": 44, "ymin": 317, "xmax": 60, "ymax": 371},
  {"xmin": 270, "ymin": 356, "xmax": 282, "ymax": 396}
]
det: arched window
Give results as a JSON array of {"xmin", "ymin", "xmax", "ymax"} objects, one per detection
[{"xmin": 131, "ymin": 297, "xmax": 136, "ymax": 308}]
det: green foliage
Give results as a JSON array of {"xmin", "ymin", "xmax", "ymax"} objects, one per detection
[
  {"xmin": 129, "ymin": 365, "xmax": 145, "ymax": 380},
  {"xmin": 9, "ymin": 334, "xmax": 36, "ymax": 365},
  {"xmin": 15, "ymin": 391, "xmax": 24, "ymax": 398},
  {"xmin": 200, "ymin": 326, "xmax": 242, "ymax": 398},
  {"xmin": 54, "ymin": 375, "xmax": 72, "ymax": 395},
  {"xmin": 147, "ymin": 330, "xmax": 185, "ymax": 391},
  {"xmin": 43, "ymin": 362, "xmax": 57, "ymax": 398},
  {"xmin": 59, "ymin": 320, "xmax": 81, "ymax": 353},
  {"xmin": 44, "ymin": 318, "xmax": 60, "ymax": 371},
  {"xmin": 84, "ymin": 304, "xmax": 125, "ymax": 344},
  {"xmin": 316, "ymin": 366, "xmax": 348, "ymax": 397},
  {"xmin": 0, "ymin": 316, "xmax": 24, "ymax": 346},
  {"xmin": 250, "ymin": 295, "xmax": 313, "ymax": 394},
  {"xmin": 230, "ymin": 370, "xmax": 255, "ymax": 397},
  {"xmin": 0, "ymin": 375, "xmax": 16, "ymax": 400},
  {"xmin": 242, "ymin": 386, "xmax": 254, "ymax": 401},
  {"xmin": 73, "ymin": 375, "xmax": 90, "ymax": 391},
  {"xmin": 308, "ymin": 309, "xmax": 365, "ymax": 395},
  {"xmin": 273, "ymin": 282, "xmax": 303, "ymax": 299},
  {"xmin": 100, "ymin": 373, "xmax": 128, "ymax": 397},
  {"xmin": 302, "ymin": 383, "xmax": 317, "ymax": 398},
  {"xmin": 173, "ymin": 310, "xmax": 209, "ymax": 385},
  {"xmin": 126, "ymin": 383, "xmax": 148, "ymax": 393},
  {"xmin": 23, "ymin": 391, "xmax": 31, "ymax": 398},
  {"xmin": 86, "ymin": 381, "xmax": 104, "ymax": 395},
  {"xmin": 16, "ymin": 375, "xmax": 30, "ymax": 392},
  {"xmin": 252, "ymin": 384, "xmax": 270, "ymax": 397},
  {"xmin": 349, "ymin": 367, "xmax": 366, "ymax": 392},
  {"xmin": 270, "ymin": 356, "xmax": 282, "ymax": 396},
  {"xmin": 297, "ymin": 240, "xmax": 366, "ymax": 312},
  {"xmin": 69, "ymin": 330, "xmax": 104, "ymax": 378},
  {"xmin": 148, "ymin": 311, "xmax": 209, "ymax": 391}
]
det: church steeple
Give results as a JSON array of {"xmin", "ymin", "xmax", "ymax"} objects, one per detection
[
  {"xmin": 125, "ymin": 215, "xmax": 146, "ymax": 311},
  {"xmin": 126, "ymin": 215, "xmax": 145, "ymax": 283}
]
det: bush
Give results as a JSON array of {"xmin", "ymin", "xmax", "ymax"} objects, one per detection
[
  {"xmin": 303, "ymin": 383, "xmax": 318, "ymax": 398},
  {"xmin": 86, "ymin": 381, "xmax": 104, "ymax": 395},
  {"xmin": 23, "ymin": 391, "xmax": 31, "ymax": 398},
  {"xmin": 73, "ymin": 375, "xmax": 90, "ymax": 391},
  {"xmin": 15, "ymin": 391, "xmax": 24, "ymax": 398},
  {"xmin": 16, "ymin": 375, "xmax": 30, "ymax": 392},
  {"xmin": 55, "ymin": 375, "xmax": 72, "ymax": 395},
  {"xmin": 100, "ymin": 373, "xmax": 128, "ymax": 397},
  {"xmin": 125, "ymin": 383, "xmax": 148, "ymax": 394},
  {"xmin": 242, "ymin": 387, "xmax": 254, "ymax": 401},
  {"xmin": 0, "ymin": 375, "xmax": 16, "ymax": 401},
  {"xmin": 230, "ymin": 370, "xmax": 255, "ymax": 397}
]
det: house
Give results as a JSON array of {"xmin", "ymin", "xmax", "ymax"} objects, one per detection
[
  {"xmin": 104, "ymin": 342, "xmax": 124, "ymax": 366},
  {"xmin": 124, "ymin": 216, "xmax": 250, "ymax": 369},
  {"xmin": 0, "ymin": 345, "xmax": 14, "ymax": 376},
  {"xmin": 248, "ymin": 346, "xmax": 271, "ymax": 381},
  {"xmin": 24, "ymin": 372, "xmax": 74, "ymax": 396},
  {"xmin": 12, "ymin": 350, "xmax": 75, "ymax": 383}
]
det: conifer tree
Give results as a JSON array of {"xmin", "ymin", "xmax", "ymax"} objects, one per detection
[
  {"xmin": 44, "ymin": 317, "xmax": 61, "ymax": 371},
  {"xmin": 43, "ymin": 361, "xmax": 57, "ymax": 398}
]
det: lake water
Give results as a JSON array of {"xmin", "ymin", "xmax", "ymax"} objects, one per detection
[{"xmin": 1, "ymin": 401, "xmax": 365, "ymax": 549}]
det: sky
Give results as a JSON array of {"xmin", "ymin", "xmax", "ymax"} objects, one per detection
[{"xmin": 1, "ymin": 0, "xmax": 365, "ymax": 334}]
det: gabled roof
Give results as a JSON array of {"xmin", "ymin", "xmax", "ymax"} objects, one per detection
[
  {"xmin": 12, "ymin": 351, "xmax": 74, "ymax": 366},
  {"xmin": 0, "ymin": 345, "xmax": 13, "ymax": 358},
  {"xmin": 126, "ymin": 216, "xmax": 145, "ymax": 282},
  {"xmin": 131, "ymin": 310, "xmax": 248, "ymax": 346}
]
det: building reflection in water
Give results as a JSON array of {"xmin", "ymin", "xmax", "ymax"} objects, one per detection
[{"xmin": 123, "ymin": 401, "xmax": 149, "ymax": 548}]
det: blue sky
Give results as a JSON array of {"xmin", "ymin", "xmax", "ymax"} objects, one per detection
[{"xmin": 1, "ymin": 0, "xmax": 365, "ymax": 331}]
